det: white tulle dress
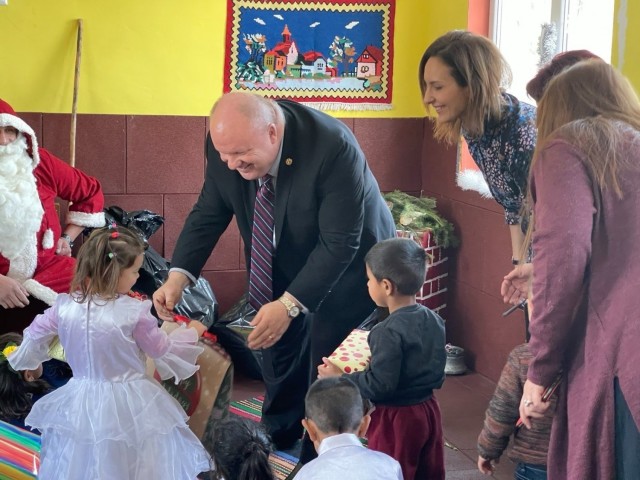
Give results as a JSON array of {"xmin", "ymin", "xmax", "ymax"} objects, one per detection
[{"xmin": 8, "ymin": 294, "xmax": 213, "ymax": 479}]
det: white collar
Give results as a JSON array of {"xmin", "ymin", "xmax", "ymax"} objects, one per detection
[{"xmin": 318, "ymin": 433, "xmax": 364, "ymax": 456}]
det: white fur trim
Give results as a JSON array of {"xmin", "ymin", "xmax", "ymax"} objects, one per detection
[
  {"xmin": 0, "ymin": 113, "xmax": 40, "ymax": 167},
  {"xmin": 456, "ymin": 170, "xmax": 494, "ymax": 199},
  {"xmin": 67, "ymin": 210, "xmax": 106, "ymax": 228},
  {"xmin": 42, "ymin": 228, "xmax": 54, "ymax": 250},
  {"xmin": 22, "ymin": 279, "xmax": 59, "ymax": 306},
  {"xmin": 6, "ymin": 239, "xmax": 38, "ymax": 282}
]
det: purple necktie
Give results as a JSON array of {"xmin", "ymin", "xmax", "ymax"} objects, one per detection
[{"xmin": 248, "ymin": 175, "xmax": 275, "ymax": 310}]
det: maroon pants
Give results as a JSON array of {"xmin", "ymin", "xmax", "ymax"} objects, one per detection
[{"xmin": 367, "ymin": 396, "xmax": 445, "ymax": 480}]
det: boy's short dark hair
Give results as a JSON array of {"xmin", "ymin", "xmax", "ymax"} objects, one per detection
[
  {"xmin": 305, "ymin": 377, "xmax": 364, "ymax": 434},
  {"xmin": 365, "ymin": 238, "xmax": 427, "ymax": 295}
]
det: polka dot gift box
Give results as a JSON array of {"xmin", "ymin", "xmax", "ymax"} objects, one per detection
[{"xmin": 327, "ymin": 329, "xmax": 371, "ymax": 373}]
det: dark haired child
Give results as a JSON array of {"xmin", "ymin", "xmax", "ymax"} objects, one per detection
[
  {"xmin": 0, "ymin": 332, "xmax": 50, "ymax": 431},
  {"xmin": 318, "ymin": 237, "xmax": 447, "ymax": 480},
  {"xmin": 8, "ymin": 226, "xmax": 212, "ymax": 479},
  {"xmin": 296, "ymin": 376, "xmax": 402, "ymax": 479},
  {"xmin": 202, "ymin": 415, "xmax": 276, "ymax": 480}
]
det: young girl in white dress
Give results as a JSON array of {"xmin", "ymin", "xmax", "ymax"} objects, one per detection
[{"xmin": 8, "ymin": 226, "xmax": 212, "ymax": 479}]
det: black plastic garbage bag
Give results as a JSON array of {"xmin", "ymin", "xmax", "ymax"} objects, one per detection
[
  {"xmin": 211, "ymin": 293, "xmax": 263, "ymax": 380},
  {"xmin": 222, "ymin": 295, "xmax": 257, "ymax": 339},
  {"xmin": 134, "ymin": 245, "xmax": 218, "ymax": 329},
  {"xmin": 103, "ymin": 206, "xmax": 164, "ymax": 245},
  {"xmin": 102, "ymin": 206, "xmax": 218, "ymax": 328}
]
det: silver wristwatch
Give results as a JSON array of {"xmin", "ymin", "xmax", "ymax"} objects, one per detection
[
  {"xmin": 61, "ymin": 233, "xmax": 74, "ymax": 248},
  {"xmin": 278, "ymin": 296, "xmax": 301, "ymax": 318}
]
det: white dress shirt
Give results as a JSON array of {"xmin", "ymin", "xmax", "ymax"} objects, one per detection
[{"xmin": 294, "ymin": 433, "xmax": 403, "ymax": 480}]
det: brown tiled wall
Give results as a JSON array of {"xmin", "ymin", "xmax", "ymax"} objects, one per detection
[{"xmin": 22, "ymin": 111, "xmax": 520, "ymax": 381}]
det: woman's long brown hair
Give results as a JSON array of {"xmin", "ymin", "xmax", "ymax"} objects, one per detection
[
  {"xmin": 418, "ymin": 30, "xmax": 511, "ymax": 144},
  {"xmin": 521, "ymin": 59, "xmax": 640, "ymax": 258}
]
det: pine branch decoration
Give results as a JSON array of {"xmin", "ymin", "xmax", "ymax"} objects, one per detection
[{"xmin": 383, "ymin": 190, "xmax": 458, "ymax": 248}]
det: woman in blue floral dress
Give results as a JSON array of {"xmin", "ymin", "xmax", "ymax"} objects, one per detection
[
  {"xmin": 418, "ymin": 30, "xmax": 535, "ymax": 305},
  {"xmin": 418, "ymin": 31, "xmax": 598, "ymax": 309}
]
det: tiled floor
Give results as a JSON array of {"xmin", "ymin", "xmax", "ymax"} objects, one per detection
[
  {"xmin": 232, "ymin": 371, "xmax": 517, "ymax": 480},
  {"xmin": 438, "ymin": 374, "xmax": 516, "ymax": 480}
]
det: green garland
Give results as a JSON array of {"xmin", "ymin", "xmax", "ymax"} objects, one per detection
[{"xmin": 383, "ymin": 190, "xmax": 458, "ymax": 249}]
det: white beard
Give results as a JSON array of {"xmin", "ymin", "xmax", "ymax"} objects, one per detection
[{"xmin": 0, "ymin": 136, "xmax": 44, "ymax": 260}]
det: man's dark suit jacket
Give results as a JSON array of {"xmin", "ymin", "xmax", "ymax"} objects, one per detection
[
  {"xmin": 171, "ymin": 99, "xmax": 396, "ymax": 448},
  {"xmin": 172, "ymin": 100, "xmax": 395, "ymax": 318}
]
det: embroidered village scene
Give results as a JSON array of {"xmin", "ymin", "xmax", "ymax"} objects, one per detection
[{"xmin": 224, "ymin": 1, "xmax": 394, "ymax": 108}]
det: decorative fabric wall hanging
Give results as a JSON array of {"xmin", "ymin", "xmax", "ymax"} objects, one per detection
[{"xmin": 224, "ymin": 0, "xmax": 395, "ymax": 111}]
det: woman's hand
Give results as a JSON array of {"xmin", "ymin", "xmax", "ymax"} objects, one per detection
[
  {"xmin": 519, "ymin": 379, "xmax": 548, "ymax": 429},
  {"xmin": 501, "ymin": 262, "xmax": 533, "ymax": 305}
]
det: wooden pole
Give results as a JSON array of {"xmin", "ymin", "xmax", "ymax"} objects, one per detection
[{"xmin": 70, "ymin": 19, "xmax": 83, "ymax": 168}]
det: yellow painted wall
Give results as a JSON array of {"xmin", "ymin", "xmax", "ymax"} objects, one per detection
[
  {"xmin": 612, "ymin": 0, "xmax": 640, "ymax": 90},
  {"xmin": 0, "ymin": 0, "xmax": 467, "ymax": 117}
]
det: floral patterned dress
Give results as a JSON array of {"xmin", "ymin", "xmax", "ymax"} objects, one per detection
[{"xmin": 463, "ymin": 93, "xmax": 537, "ymax": 230}]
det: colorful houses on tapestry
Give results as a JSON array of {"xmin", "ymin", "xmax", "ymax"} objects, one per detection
[
  {"xmin": 260, "ymin": 24, "xmax": 382, "ymax": 80},
  {"xmin": 355, "ymin": 45, "xmax": 383, "ymax": 78}
]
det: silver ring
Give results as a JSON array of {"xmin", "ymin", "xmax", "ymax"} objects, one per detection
[{"xmin": 524, "ymin": 399, "xmax": 533, "ymax": 407}]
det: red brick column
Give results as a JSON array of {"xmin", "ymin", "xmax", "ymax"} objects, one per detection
[{"xmin": 397, "ymin": 230, "xmax": 449, "ymax": 319}]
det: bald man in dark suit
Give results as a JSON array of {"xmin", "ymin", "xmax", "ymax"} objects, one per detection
[{"xmin": 153, "ymin": 92, "xmax": 395, "ymax": 453}]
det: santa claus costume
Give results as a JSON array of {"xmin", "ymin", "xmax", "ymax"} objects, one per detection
[{"xmin": 0, "ymin": 98, "xmax": 105, "ymax": 329}]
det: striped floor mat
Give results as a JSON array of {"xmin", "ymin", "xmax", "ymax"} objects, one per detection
[
  {"xmin": 229, "ymin": 395, "xmax": 264, "ymax": 422},
  {"xmin": 229, "ymin": 396, "xmax": 298, "ymax": 480}
]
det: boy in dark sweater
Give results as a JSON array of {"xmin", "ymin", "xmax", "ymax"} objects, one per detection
[{"xmin": 318, "ymin": 237, "xmax": 446, "ymax": 480}]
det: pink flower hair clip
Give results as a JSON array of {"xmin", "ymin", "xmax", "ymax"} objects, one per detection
[{"xmin": 108, "ymin": 222, "xmax": 119, "ymax": 238}]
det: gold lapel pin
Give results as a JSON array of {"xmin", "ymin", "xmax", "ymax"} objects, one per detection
[{"xmin": 285, "ymin": 157, "xmax": 293, "ymax": 166}]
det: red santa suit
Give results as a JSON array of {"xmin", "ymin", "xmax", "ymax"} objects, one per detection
[{"xmin": 0, "ymin": 98, "xmax": 104, "ymax": 307}]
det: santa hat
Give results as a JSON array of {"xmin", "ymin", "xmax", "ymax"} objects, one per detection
[{"xmin": 0, "ymin": 98, "xmax": 40, "ymax": 167}]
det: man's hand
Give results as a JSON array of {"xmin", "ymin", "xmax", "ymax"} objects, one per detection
[
  {"xmin": 317, "ymin": 357, "xmax": 342, "ymax": 379},
  {"xmin": 501, "ymin": 262, "xmax": 533, "ymax": 305},
  {"xmin": 0, "ymin": 274, "xmax": 29, "ymax": 309},
  {"xmin": 55, "ymin": 237, "xmax": 72, "ymax": 256},
  {"xmin": 247, "ymin": 300, "xmax": 293, "ymax": 350},
  {"xmin": 152, "ymin": 272, "xmax": 189, "ymax": 321}
]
